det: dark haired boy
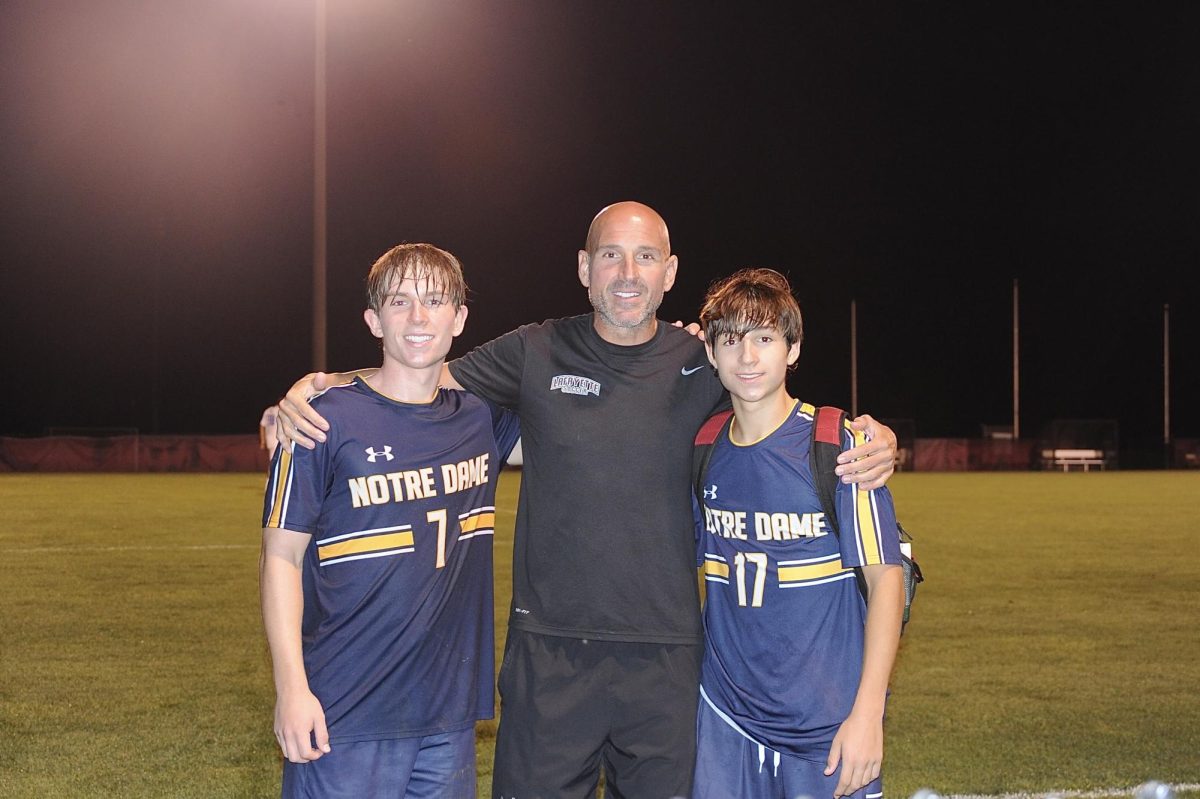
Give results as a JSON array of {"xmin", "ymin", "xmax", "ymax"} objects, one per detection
[{"xmin": 693, "ymin": 268, "xmax": 904, "ymax": 799}]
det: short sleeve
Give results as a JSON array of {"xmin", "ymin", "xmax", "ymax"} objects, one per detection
[
  {"xmin": 448, "ymin": 326, "xmax": 529, "ymax": 408},
  {"xmin": 262, "ymin": 437, "xmax": 332, "ymax": 533},
  {"xmin": 486, "ymin": 398, "xmax": 521, "ymax": 463},
  {"xmin": 834, "ymin": 426, "xmax": 902, "ymax": 568}
]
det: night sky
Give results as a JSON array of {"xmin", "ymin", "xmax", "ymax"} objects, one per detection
[{"xmin": 2, "ymin": 2, "xmax": 1197, "ymax": 462}]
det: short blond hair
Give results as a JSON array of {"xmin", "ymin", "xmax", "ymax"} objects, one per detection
[{"xmin": 365, "ymin": 243, "xmax": 468, "ymax": 311}]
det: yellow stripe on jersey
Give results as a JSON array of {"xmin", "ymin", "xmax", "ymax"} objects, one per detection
[
  {"xmin": 778, "ymin": 559, "xmax": 850, "ymax": 584},
  {"xmin": 459, "ymin": 511, "xmax": 496, "ymax": 533},
  {"xmin": 266, "ymin": 447, "xmax": 292, "ymax": 529},
  {"xmin": 799, "ymin": 402, "xmax": 817, "ymax": 417},
  {"xmin": 704, "ymin": 560, "xmax": 730, "ymax": 579},
  {"xmin": 849, "ymin": 426, "xmax": 885, "ymax": 565},
  {"xmin": 318, "ymin": 531, "xmax": 414, "ymax": 562},
  {"xmin": 854, "ymin": 484, "xmax": 883, "ymax": 564}
]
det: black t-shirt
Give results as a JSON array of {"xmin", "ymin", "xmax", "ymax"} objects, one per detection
[{"xmin": 449, "ymin": 315, "xmax": 728, "ymax": 644}]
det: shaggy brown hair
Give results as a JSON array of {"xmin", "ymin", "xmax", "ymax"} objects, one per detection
[{"xmin": 699, "ymin": 268, "xmax": 803, "ymax": 348}]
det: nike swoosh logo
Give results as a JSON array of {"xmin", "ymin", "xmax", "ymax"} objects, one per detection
[{"xmin": 681, "ymin": 366, "xmax": 706, "ymax": 376}]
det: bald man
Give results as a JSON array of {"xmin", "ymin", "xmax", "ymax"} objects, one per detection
[{"xmin": 277, "ymin": 202, "xmax": 897, "ymax": 798}]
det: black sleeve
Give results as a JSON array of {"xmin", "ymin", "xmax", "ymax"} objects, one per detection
[
  {"xmin": 447, "ymin": 325, "xmax": 528, "ymax": 409},
  {"xmin": 487, "ymin": 399, "xmax": 522, "ymax": 464}
]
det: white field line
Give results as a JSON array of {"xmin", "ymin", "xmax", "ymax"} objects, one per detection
[
  {"xmin": 9, "ymin": 543, "xmax": 257, "ymax": 554},
  {"xmin": 945, "ymin": 785, "xmax": 1200, "ymax": 799}
]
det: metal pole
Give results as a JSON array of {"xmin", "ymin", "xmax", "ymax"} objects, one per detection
[
  {"xmin": 313, "ymin": 0, "xmax": 328, "ymax": 371},
  {"xmin": 1012, "ymin": 279, "xmax": 1020, "ymax": 440},
  {"xmin": 152, "ymin": 248, "xmax": 161, "ymax": 437},
  {"xmin": 1164, "ymin": 303, "xmax": 1171, "ymax": 466},
  {"xmin": 850, "ymin": 299, "xmax": 858, "ymax": 418}
]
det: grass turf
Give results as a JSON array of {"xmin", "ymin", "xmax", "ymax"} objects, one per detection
[{"xmin": 0, "ymin": 471, "xmax": 1197, "ymax": 797}]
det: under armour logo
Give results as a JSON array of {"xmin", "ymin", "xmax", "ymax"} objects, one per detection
[
  {"xmin": 703, "ymin": 485, "xmax": 718, "ymax": 500},
  {"xmin": 365, "ymin": 446, "xmax": 394, "ymax": 462}
]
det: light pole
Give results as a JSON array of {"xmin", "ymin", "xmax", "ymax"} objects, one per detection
[
  {"xmin": 312, "ymin": 0, "xmax": 327, "ymax": 371},
  {"xmin": 1164, "ymin": 303, "xmax": 1170, "ymax": 467},
  {"xmin": 850, "ymin": 299, "xmax": 858, "ymax": 418},
  {"xmin": 1012, "ymin": 278, "xmax": 1019, "ymax": 440}
]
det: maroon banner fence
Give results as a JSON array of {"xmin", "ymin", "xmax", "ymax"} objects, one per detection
[
  {"xmin": 2, "ymin": 436, "xmax": 1196, "ymax": 473},
  {"xmin": 912, "ymin": 438, "xmax": 1037, "ymax": 471},
  {"xmin": 0, "ymin": 435, "xmax": 267, "ymax": 472}
]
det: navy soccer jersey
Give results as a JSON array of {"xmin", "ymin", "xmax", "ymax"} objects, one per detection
[
  {"xmin": 262, "ymin": 378, "xmax": 520, "ymax": 744},
  {"xmin": 696, "ymin": 401, "xmax": 900, "ymax": 758}
]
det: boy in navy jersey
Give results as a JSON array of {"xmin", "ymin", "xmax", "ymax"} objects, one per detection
[
  {"xmin": 260, "ymin": 244, "xmax": 520, "ymax": 798},
  {"xmin": 693, "ymin": 268, "xmax": 904, "ymax": 799}
]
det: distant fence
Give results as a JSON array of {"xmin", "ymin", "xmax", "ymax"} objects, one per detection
[
  {"xmin": 910, "ymin": 437, "xmax": 1200, "ymax": 471},
  {"xmin": 912, "ymin": 439, "xmax": 1035, "ymax": 471},
  {"xmin": 0, "ymin": 435, "xmax": 266, "ymax": 472},
  {"xmin": 1, "ymin": 435, "xmax": 1196, "ymax": 472}
]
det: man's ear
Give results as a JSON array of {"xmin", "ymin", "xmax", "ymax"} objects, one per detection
[
  {"xmin": 577, "ymin": 250, "xmax": 591, "ymax": 288},
  {"xmin": 364, "ymin": 308, "xmax": 382, "ymax": 338},
  {"xmin": 663, "ymin": 254, "xmax": 679, "ymax": 293}
]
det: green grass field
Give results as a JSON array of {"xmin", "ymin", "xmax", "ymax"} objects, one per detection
[{"xmin": 1, "ymin": 471, "xmax": 1198, "ymax": 798}]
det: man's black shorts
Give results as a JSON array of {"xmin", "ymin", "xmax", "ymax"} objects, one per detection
[{"xmin": 491, "ymin": 629, "xmax": 702, "ymax": 799}]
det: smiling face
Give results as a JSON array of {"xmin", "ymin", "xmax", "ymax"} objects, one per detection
[
  {"xmin": 362, "ymin": 243, "xmax": 469, "ymax": 379},
  {"xmin": 698, "ymin": 268, "xmax": 805, "ymax": 414},
  {"xmin": 707, "ymin": 326, "xmax": 800, "ymax": 407},
  {"xmin": 364, "ymin": 273, "xmax": 467, "ymax": 375},
  {"xmin": 577, "ymin": 202, "xmax": 678, "ymax": 345}
]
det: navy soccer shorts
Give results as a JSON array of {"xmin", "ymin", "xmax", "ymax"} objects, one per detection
[
  {"xmin": 693, "ymin": 696, "xmax": 884, "ymax": 799},
  {"xmin": 281, "ymin": 726, "xmax": 475, "ymax": 798}
]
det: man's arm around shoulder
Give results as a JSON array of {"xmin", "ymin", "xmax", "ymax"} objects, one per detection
[{"xmin": 838, "ymin": 416, "xmax": 899, "ymax": 490}]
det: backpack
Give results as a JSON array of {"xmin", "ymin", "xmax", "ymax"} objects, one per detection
[{"xmin": 692, "ymin": 405, "xmax": 923, "ymax": 630}]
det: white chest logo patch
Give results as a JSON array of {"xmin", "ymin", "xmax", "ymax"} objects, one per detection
[
  {"xmin": 550, "ymin": 375, "xmax": 601, "ymax": 397},
  {"xmin": 364, "ymin": 446, "xmax": 394, "ymax": 462}
]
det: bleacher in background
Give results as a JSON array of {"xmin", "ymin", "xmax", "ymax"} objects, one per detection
[{"xmin": 1175, "ymin": 438, "xmax": 1200, "ymax": 469}]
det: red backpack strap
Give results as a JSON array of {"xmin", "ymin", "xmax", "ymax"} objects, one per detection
[
  {"xmin": 809, "ymin": 406, "xmax": 847, "ymax": 537},
  {"xmin": 693, "ymin": 411, "xmax": 734, "ymax": 501},
  {"xmin": 813, "ymin": 405, "xmax": 845, "ymax": 447},
  {"xmin": 695, "ymin": 410, "xmax": 734, "ymax": 446},
  {"xmin": 810, "ymin": 405, "xmax": 869, "ymax": 600}
]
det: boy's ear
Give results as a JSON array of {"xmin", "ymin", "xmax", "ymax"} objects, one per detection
[
  {"xmin": 451, "ymin": 304, "xmax": 468, "ymax": 338},
  {"xmin": 787, "ymin": 340, "xmax": 801, "ymax": 365},
  {"xmin": 705, "ymin": 341, "xmax": 717, "ymax": 368},
  {"xmin": 364, "ymin": 308, "xmax": 383, "ymax": 338}
]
